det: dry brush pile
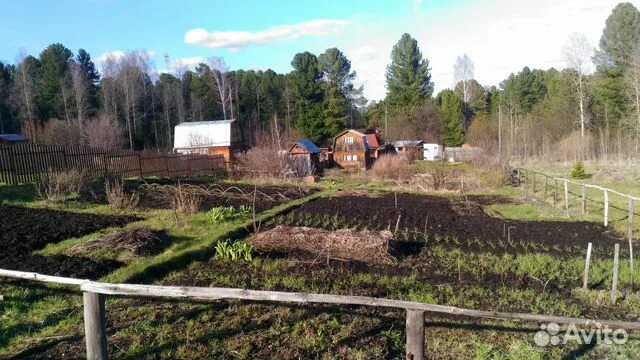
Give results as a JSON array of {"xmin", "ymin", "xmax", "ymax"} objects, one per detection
[{"xmin": 251, "ymin": 225, "xmax": 395, "ymax": 264}]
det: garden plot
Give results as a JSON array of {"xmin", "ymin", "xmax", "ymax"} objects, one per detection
[
  {"xmin": 273, "ymin": 192, "xmax": 619, "ymax": 257},
  {"xmin": 138, "ymin": 183, "xmax": 316, "ymax": 213},
  {"xmin": 0, "ymin": 204, "xmax": 135, "ymax": 278}
]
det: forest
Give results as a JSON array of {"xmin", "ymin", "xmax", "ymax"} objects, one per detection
[{"xmin": 0, "ymin": 2, "xmax": 639, "ymax": 161}]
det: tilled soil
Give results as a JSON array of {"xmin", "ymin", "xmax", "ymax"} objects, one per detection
[
  {"xmin": 0, "ymin": 204, "xmax": 134, "ymax": 278},
  {"xmin": 284, "ymin": 193, "xmax": 619, "ymax": 256}
]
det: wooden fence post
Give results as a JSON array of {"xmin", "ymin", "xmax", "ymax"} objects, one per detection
[
  {"xmin": 543, "ymin": 176, "xmax": 548, "ymax": 199},
  {"xmin": 604, "ymin": 190, "xmax": 609, "ymax": 227},
  {"xmin": 581, "ymin": 185, "xmax": 586, "ymax": 216},
  {"xmin": 406, "ymin": 309, "xmax": 425, "ymax": 360},
  {"xmin": 83, "ymin": 292, "xmax": 108, "ymax": 360},
  {"xmin": 583, "ymin": 242, "xmax": 592, "ymax": 289},
  {"xmin": 611, "ymin": 244, "xmax": 620, "ymax": 306},
  {"xmin": 629, "ymin": 199, "xmax": 635, "ymax": 288},
  {"xmin": 564, "ymin": 180, "xmax": 569, "ymax": 216},
  {"xmin": 532, "ymin": 173, "xmax": 536, "ymax": 193},
  {"xmin": 553, "ymin": 179, "xmax": 558, "ymax": 208}
]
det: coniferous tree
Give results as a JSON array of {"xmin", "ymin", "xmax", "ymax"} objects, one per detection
[
  {"xmin": 437, "ymin": 90, "xmax": 464, "ymax": 146},
  {"xmin": 385, "ymin": 33, "xmax": 433, "ymax": 107}
]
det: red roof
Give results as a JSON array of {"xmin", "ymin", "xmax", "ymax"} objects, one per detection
[{"xmin": 365, "ymin": 134, "xmax": 380, "ymax": 149}]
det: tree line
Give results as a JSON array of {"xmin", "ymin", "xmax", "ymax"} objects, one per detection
[{"xmin": 1, "ymin": 1, "xmax": 639, "ymax": 161}]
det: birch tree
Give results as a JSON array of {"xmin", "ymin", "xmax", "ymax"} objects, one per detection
[
  {"xmin": 625, "ymin": 45, "xmax": 640, "ymax": 150},
  {"xmin": 207, "ymin": 57, "xmax": 231, "ymax": 119},
  {"xmin": 563, "ymin": 33, "xmax": 593, "ymax": 139},
  {"xmin": 453, "ymin": 54, "xmax": 475, "ymax": 129},
  {"xmin": 70, "ymin": 62, "xmax": 90, "ymax": 125}
]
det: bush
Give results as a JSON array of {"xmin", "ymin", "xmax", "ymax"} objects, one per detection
[
  {"xmin": 105, "ymin": 178, "xmax": 139, "ymax": 211},
  {"xmin": 36, "ymin": 169, "xmax": 85, "ymax": 202},
  {"xmin": 206, "ymin": 205, "xmax": 251, "ymax": 224},
  {"xmin": 170, "ymin": 182, "xmax": 201, "ymax": 215},
  {"xmin": 571, "ymin": 160, "xmax": 587, "ymax": 179},
  {"xmin": 371, "ymin": 155, "xmax": 411, "ymax": 180}
]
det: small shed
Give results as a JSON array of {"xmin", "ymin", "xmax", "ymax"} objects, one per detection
[
  {"xmin": 173, "ymin": 120, "xmax": 244, "ymax": 162},
  {"xmin": 0, "ymin": 134, "xmax": 28, "ymax": 145},
  {"xmin": 423, "ymin": 143, "xmax": 443, "ymax": 161},
  {"xmin": 393, "ymin": 140, "xmax": 425, "ymax": 161},
  {"xmin": 333, "ymin": 129, "xmax": 371, "ymax": 170},
  {"xmin": 288, "ymin": 139, "xmax": 321, "ymax": 174}
]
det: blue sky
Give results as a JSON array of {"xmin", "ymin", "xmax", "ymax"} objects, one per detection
[{"xmin": 1, "ymin": 0, "xmax": 636, "ymax": 100}]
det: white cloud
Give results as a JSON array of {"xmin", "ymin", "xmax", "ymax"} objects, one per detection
[
  {"xmin": 97, "ymin": 50, "xmax": 125, "ymax": 63},
  {"xmin": 342, "ymin": 0, "xmax": 638, "ymax": 101},
  {"xmin": 184, "ymin": 19, "xmax": 351, "ymax": 49}
]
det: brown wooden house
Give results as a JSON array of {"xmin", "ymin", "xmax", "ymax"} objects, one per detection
[{"xmin": 333, "ymin": 129, "xmax": 371, "ymax": 170}]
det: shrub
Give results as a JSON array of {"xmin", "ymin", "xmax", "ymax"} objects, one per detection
[
  {"xmin": 36, "ymin": 169, "xmax": 85, "ymax": 202},
  {"xmin": 571, "ymin": 160, "xmax": 587, "ymax": 179},
  {"xmin": 105, "ymin": 178, "xmax": 139, "ymax": 211},
  {"xmin": 215, "ymin": 240, "xmax": 255, "ymax": 262},
  {"xmin": 371, "ymin": 155, "xmax": 411, "ymax": 180},
  {"xmin": 170, "ymin": 182, "xmax": 201, "ymax": 215},
  {"xmin": 206, "ymin": 205, "xmax": 251, "ymax": 224}
]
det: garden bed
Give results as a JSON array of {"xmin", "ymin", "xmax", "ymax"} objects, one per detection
[
  {"xmin": 274, "ymin": 193, "xmax": 620, "ymax": 256},
  {"xmin": 0, "ymin": 204, "xmax": 135, "ymax": 278}
]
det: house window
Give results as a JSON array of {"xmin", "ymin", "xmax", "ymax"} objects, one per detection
[
  {"xmin": 345, "ymin": 136, "xmax": 354, "ymax": 144},
  {"xmin": 353, "ymin": 155, "xmax": 358, "ymax": 161},
  {"xmin": 346, "ymin": 155, "xmax": 352, "ymax": 161}
]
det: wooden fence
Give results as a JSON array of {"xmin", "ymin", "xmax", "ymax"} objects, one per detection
[
  {"xmin": 2, "ymin": 268, "xmax": 640, "ymax": 360},
  {"xmin": 0, "ymin": 143, "xmax": 226, "ymax": 185}
]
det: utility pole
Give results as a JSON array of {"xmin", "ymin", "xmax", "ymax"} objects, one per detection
[
  {"xmin": 498, "ymin": 105, "xmax": 502, "ymax": 160},
  {"xmin": 385, "ymin": 106, "xmax": 388, "ymax": 136}
]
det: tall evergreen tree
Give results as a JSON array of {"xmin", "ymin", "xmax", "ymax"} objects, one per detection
[
  {"xmin": 437, "ymin": 90, "xmax": 464, "ymax": 146},
  {"xmin": 290, "ymin": 52, "xmax": 325, "ymax": 142},
  {"xmin": 37, "ymin": 43, "xmax": 74, "ymax": 121},
  {"xmin": 597, "ymin": 2, "xmax": 640, "ymax": 70},
  {"xmin": 75, "ymin": 49, "xmax": 100, "ymax": 109},
  {"xmin": 385, "ymin": 33, "xmax": 433, "ymax": 107}
]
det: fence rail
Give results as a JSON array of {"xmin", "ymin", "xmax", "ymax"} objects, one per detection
[
  {"xmin": 0, "ymin": 143, "xmax": 226, "ymax": 185},
  {"xmin": 2, "ymin": 268, "xmax": 640, "ymax": 360}
]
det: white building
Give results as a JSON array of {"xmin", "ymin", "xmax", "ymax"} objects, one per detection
[
  {"xmin": 173, "ymin": 119, "xmax": 244, "ymax": 162},
  {"xmin": 423, "ymin": 143, "xmax": 443, "ymax": 161}
]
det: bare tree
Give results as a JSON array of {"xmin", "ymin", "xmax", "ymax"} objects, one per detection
[
  {"xmin": 12, "ymin": 52, "xmax": 37, "ymax": 140},
  {"xmin": 207, "ymin": 57, "xmax": 231, "ymax": 119},
  {"xmin": 563, "ymin": 33, "xmax": 593, "ymax": 140},
  {"xmin": 453, "ymin": 54, "xmax": 475, "ymax": 104},
  {"xmin": 626, "ymin": 45, "xmax": 640, "ymax": 151},
  {"xmin": 70, "ymin": 62, "xmax": 90, "ymax": 125},
  {"xmin": 83, "ymin": 113, "xmax": 126, "ymax": 150}
]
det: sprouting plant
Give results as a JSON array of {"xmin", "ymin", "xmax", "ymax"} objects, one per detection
[
  {"xmin": 207, "ymin": 205, "xmax": 251, "ymax": 224},
  {"xmin": 215, "ymin": 240, "xmax": 255, "ymax": 262}
]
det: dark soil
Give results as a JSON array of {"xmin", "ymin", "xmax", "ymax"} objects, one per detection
[
  {"xmin": 0, "ymin": 204, "xmax": 134, "ymax": 278},
  {"xmin": 137, "ymin": 182, "xmax": 316, "ymax": 213},
  {"xmin": 280, "ymin": 193, "xmax": 621, "ymax": 256}
]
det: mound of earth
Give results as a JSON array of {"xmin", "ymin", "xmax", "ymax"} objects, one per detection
[{"xmin": 591, "ymin": 168, "xmax": 625, "ymax": 182}]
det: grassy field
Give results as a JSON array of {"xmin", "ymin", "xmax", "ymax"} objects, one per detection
[{"xmin": 1, "ymin": 164, "xmax": 640, "ymax": 359}]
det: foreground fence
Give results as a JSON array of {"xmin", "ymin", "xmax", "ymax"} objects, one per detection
[
  {"xmin": 0, "ymin": 144, "xmax": 226, "ymax": 185},
  {"xmin": 2, "ymin": 269, "xmax": 640, "ymax": 360}
]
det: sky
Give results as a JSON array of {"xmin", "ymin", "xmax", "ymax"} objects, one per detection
[{"xmin": 1, "ymin": 0, "xmax": 638, "ymax": 101}]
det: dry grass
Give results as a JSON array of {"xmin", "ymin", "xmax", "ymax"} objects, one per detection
[
  {"xmin": 35, "ymin": 169, "xmax": 85, "ymax": 203},
  {"xmin": 252, "ymin": 225, "xmax": 395, "ymax": 264},
  {"xmin": 68, "ymin": 228, "xmax": 168, "ymax": 257},
  {"xmin": 105, "ymin": 178, "xmax": 139, "ymax": 211},
  {"xmin": 170, "ymin": 182, "xmax": 201, "ymax": 216},
  {"xmin": 371, "ymin": 155, "xmax": 411, "ymax": 180}
]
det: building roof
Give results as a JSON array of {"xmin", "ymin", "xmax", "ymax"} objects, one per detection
[
  {"xmin": 173, "ymin": 119, "xmax": 238, "ymax": 149},
  {"xmin": 291, "ymin": 139, "xmax": 321, "ymax": 154},
  {"xmin": 365, "ymin": 134, "xmax": 381, "ymax": 149},
  {"xmin": 0, "ymin": 134, "xmax": 27, "ymax": 142},
  {"xmin": 334, "ymin": 129, "xmax": 371, "ymax": 151},
  {"xmin": 392, "ymin": 140, "xmax": 424, "ymax": 148}
]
